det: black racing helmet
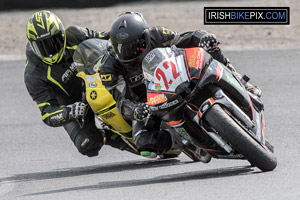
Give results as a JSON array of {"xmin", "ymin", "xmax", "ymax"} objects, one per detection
[{"xmin": 109, "ymin": 12, "xmax": 151, "ymax": 64}]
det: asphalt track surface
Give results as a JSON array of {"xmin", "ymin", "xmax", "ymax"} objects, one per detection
[{"xmin": 0, "ymin": 49, "xmax": 300, "ymax": 200}]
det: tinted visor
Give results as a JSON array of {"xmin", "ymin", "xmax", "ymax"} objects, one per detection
[
  {"xmin": 113, "ymin": 41, "xmax": 141, "ymax": 61},
  {"xmin": 31, "ymin": 31, "xmax": 64, "ymax": 58}
]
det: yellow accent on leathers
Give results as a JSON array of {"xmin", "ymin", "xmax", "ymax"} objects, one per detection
[
  {"xmin": 77, "ymin": 72, "xmax": 132, "ymax": 138},
  {"xmin": 41, "ymin": 109, "xmax": 63, "ymax": 120},
  {"xmin": 47, "ymin": 66, "xmax": 70, "ymax": 96},
  {"xmin": 38, "ymin": 102, "xmax": 50, "ymax": 107},
  {"xmin": 67, "ymin": 45, "xmax": 78, "ymax": 50}
]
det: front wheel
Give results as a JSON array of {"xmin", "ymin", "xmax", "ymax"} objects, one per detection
[{"xmin": 205, "ymin": 104, "xmax": 277, "ymax": 172}]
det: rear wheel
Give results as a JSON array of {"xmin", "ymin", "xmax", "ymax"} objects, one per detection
[{"xmin": 205, "ymin": 104, "xmax": 277, "ymax": 172}]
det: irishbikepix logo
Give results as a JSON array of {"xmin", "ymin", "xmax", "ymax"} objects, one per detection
[{"xmin": 204, "ymin": 7, "xmax": 290, "ymax": 25}]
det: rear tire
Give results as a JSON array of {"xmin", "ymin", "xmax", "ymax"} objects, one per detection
[{"xmin": 205, "ymin": 104, "xmax": 277, "ymax": 172}]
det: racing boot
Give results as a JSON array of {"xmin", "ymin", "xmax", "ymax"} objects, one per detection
[{"xmin": 226, "ymin": 62, "xmax": 262, "ymax": 97}]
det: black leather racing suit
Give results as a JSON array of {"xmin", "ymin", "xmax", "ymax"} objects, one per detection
[
  {"xmin": 24, "ymin": 26, "xmax": 111, "ymax": 157},
  {"xmin": 99, "ymin": 27, "xmax": 229, "ymax": 154}
]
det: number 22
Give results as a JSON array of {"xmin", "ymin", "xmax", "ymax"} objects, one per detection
[{"xmin": 155, "ymin": 60, "xmax": 180, "ymax": 90}]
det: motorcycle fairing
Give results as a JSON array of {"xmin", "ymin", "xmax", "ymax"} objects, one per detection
[
  {"xmin": 182, "ymin": 47, "xmax": 205, "ymax": 80},
  {"xmin": 143, "ymin": 48, "xmax": 186, "ymax": 107},
  {"xmin": 77, "ymin": 71, "xmax": 132, "ymax": 137},
  {"xmin": 143, "ymin": 46, "xmax": 262, "ymax": 138},
  {"xmin": 143, "ymin": 47, "xmax": 252, "ymax": 118},
  {"xmin": 194, "ymin": 89, "xmax": 256, "ymax": 130},
  {"xmin": 193, "ymin": 59, "xmax": 264, "ymax": 141},
  {"xmin": 196, "ymin": 59, "xmax": 254, "ymax": 119},
  {"xmin": 143, "ymin": 47, "xmax": 206, "ymax": 106}
]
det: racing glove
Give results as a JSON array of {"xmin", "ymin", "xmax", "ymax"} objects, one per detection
[
  {"xmin": 133, "ymin": 103, "xmax": 149, "ymax": 121},
  {"xmin": 199, "ymin": 33, "xmax": 220, "ymax": 53},
  {"xmin": 68, "ymin": 102, "xmax": 88, "ymax": 120}
]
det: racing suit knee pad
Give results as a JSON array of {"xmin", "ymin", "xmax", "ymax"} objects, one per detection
[
  {"xmin": 75, "ymin": 132, "xmax": 104, "ymax": 157},
  {"xmin": 64, "ymin": 121, "xmax": 104, "ymax": 157}
]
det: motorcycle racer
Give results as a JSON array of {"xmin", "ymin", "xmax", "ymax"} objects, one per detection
[
  {"xmin": 96, "ymin": 12, "xmax": 218, "ymax": 158},
  {"xmin": 24, "ymin": 10, "xmax": 127, "ymax": 157},
  {"xmin": 99, "ymin": 12, "xmax": 261, "ymax": 158}
]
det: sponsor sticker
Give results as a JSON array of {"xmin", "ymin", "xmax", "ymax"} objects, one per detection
[
  {"xmin": 90, "ymin": 90, "xmax": 97, "ymax": 100},
  {"xmin": 226, "ymin": 75, "xmax": 243, "ymax": 90},
  {"xmin": 154, "ymin": 83, "xmax": 162, "ymax": 90},
  {"xmin": 184, "ymin": 48, "xmax": 204, "ymax": 69},
  {"xmin": 89, "ymin": 82, "xmax": 97, "ymax": 88},
  {"xmin": 159, "ymin": 99, "xmax": 179, "ymax": 109},
  {"xmin": 101, "ymin": 74, "xmax": 112, "ymax": 81},
  {"xmin": 147, "ymin": 82, "xmax": 155, "ymax": 90},
  {"xmin": 116, "ymin": 32, "xmax": 129, "ymax": 39},
  {"xmin": 101, "ymin": 112, "xmax": 116, "ymax": 119},
  {"xmin": 147, "ymin": 93, "xmax": 167, "ymax": 105},
  {"xmin": 162, "ymin": 27, "xmax": 170, "ymax": 35},
  {"xmin": 86, "ymin": 76, "xmax": 95, "ymax": 82},
  {"xmin": 145, "ymin": 51, "xmax": 156, "ymax": 63}
]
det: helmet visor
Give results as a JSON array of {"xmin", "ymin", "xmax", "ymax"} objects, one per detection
[
  {"xmin": 31, "ymin": 31, "xmax": 64, "ymax": 58},
  {"xmin": 113, "ymin": 41, "xmax": 142, "ymax": 62}
]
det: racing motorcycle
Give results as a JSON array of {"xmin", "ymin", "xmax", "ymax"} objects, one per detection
[
  {"xmin": 72, "ymin": 38, "xmax": 202, "ymax": 161},
  {"xmin": 73, "ymin": 38, "xmax": 138, "ymax": 155},
  {"xmin": 142, "ymin": 46, "xmax": 277, "ymax": 172}
]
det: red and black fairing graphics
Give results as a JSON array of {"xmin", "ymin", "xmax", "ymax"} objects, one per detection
[
  {"xmin": 196, "ymin": 58, "xmax": 254, "ymax": 120},
  {"xmin": 144, "ymin": 47, "xmax": 208, "ymax": 101},
  {"xmin": 143, "ymin": 46, "xmax": 254, "ymax": 121},
  {"xmin": 190, "ymin": 58, "xmax": 266, "ymax": 141},
  {"xmin": 145, "ymin": 82, "xmax": 185, "ymax": 123},
  {"xmin": 143, "ymin": 47, "xmax": 210, "ymax": 123},
  {"xmin": 190, "ymin": 57, "xmax": 265, "ymax": 146},
  {"xmin": 182, "ymin": 47, "xmax": 206, "ymax": 81},
  {"xmin": 142, "ymin": 46, "xmax": 269, "ymax": 159}
]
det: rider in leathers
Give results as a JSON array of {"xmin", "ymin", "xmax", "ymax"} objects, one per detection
[
  {"xmin": 99, "ymin": 12, "xmax": 249, "ymax": 157},
  {"xmin": 24, "ymin": 10, "xmax": 127, "ymax": 157}
]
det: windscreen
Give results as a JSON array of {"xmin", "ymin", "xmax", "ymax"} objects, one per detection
[{"xmin": 73, "ymin": 38, "xmax": 108, "ymax": 75}]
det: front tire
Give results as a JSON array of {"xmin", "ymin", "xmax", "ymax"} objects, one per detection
[{"xmin": 205, "ymin": 104, "xmax": 277, "ymax": 172}]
